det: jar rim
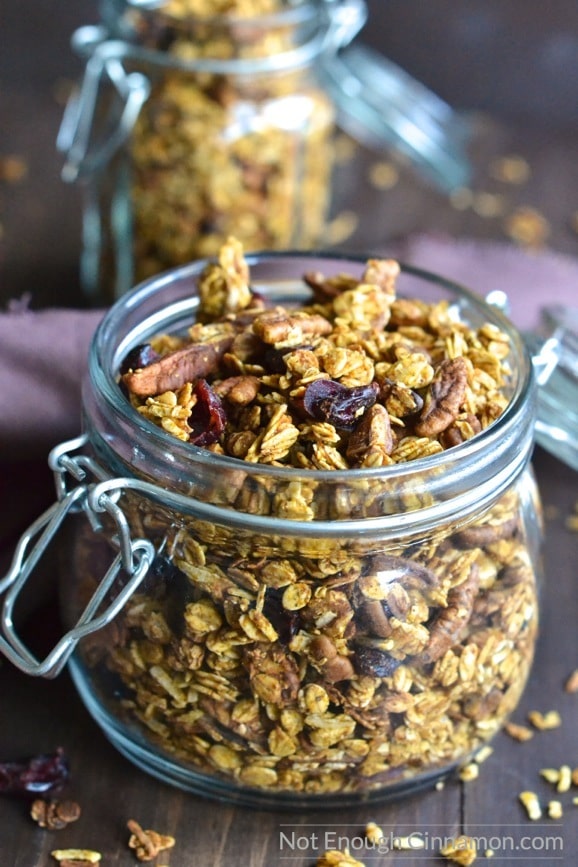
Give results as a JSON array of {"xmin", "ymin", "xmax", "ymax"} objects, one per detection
[{"xmin": 85, "ymin": 251, "xmax": 536, "ymax": 533}]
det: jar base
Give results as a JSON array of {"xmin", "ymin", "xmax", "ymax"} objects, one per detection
[{"xmin": 69, "ymin": 660, "xmax": 457, "ymax": 811}]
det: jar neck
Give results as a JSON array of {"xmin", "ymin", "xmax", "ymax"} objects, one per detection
[{"xmin": 99, "ymin": 0, "xmax": 336, "ymax": 61}]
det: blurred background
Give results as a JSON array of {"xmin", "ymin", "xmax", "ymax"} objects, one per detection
[{"xmin": 1, "ymin": 0, "xmax": 577, "ymax": 307}]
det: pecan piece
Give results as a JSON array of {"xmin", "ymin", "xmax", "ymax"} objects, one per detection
[
  {"xmin": 122, "ymin": 336, "xmax": 233, "ymax": 396},
  {"xmin": 253, "ymin": 310, "xmax": 332, "ymax": 345},
  {"xmin": 422, "ymin": 565, "xmax": 480, "ymax": 663},
  {"xmin": 414, "ymin": 357, "xmax": 468, "ymax": 437},
  {"xmin": 346, "ymin": 403, "xmax": 394, "ymax": 463},
  {"xmin": 454, "ymin": 515, "xmax": 518, "ymax": 548},
  {"xmin": 212, "ymin": 375, "xmax": 260, "ymax": 405},
  {"xmin": 309, "ymin": 635, "xmax": 355, "ymax": 683},
  {"xmin": 31, "ymin": 798, "xmax": 81, "ymax": 830},
  {"xmin": 440, "ymin": 412, "xmax": 482, "ymax": 448},
  {"xmin": 355, "ymin": 599, "xmax": 391, "ymax": 638}
]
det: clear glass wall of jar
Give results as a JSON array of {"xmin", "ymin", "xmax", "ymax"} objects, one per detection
[
  {"xmin": 23, "ymin": 252, "xmax": 540, "ymax": 808},
  {"xmin": 59, "ymin": 0, "xmax": 366, "ymax": 303}
]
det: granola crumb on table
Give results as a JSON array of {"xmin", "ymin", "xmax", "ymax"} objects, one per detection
[
  {"xmin": 73, "ymin": 238, "xmax": 539, "ymax": 799},
  {"xmin": 317, "ymin": 849, "xmax": 366, "ymax": 867},
  {"xmin": 440, "ymin": 836, "xmax": 477, "ymax": 865}
]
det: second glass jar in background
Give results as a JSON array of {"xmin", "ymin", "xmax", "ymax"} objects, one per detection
[
  {"xmin": 59, "ymin": 0, "xmax": 366, "ymax": 302},
  {"xmin": 58, "ymin": 0, "xmax": 474, "ymax": 304}
]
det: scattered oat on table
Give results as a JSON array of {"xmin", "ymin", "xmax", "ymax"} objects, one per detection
[
  {"xmin": 51, "ymin": 851, "xmax": 101, "ymax": 864},
  {"xmin": 364, "ymin": 821, "xmax": 384, "ymax": 844},
  {"xmin": 528, "ymin": 710, "xmax": 561, "ymax": 730},
  {"xmin": 519, "ymin": 790, "xmax": 542, "ymax": 821},
  {"xmin": 440, "ymin": 835, "xmax": 477, "ymax": 865},
  {"xmin": 316, "ymin": 849, "xmax": 365, "ymax": 867},
  {"xmin": 127, "ymin": 819, "xmax": 175, "ymax": 862},
  {"xmin": 504, "ymin": 721, "xmax": 534, "ymax": 741}
]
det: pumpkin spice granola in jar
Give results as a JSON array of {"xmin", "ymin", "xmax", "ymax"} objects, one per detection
[
  {"xmin": 1, "ymin": 242, "xmax": 542, "ymax": 807},
  {"xmin": 59, "ymin": 0, "xmax": 366, "ymax": 302}
]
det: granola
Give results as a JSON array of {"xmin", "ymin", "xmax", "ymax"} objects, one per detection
[
  {"xmin": 121, "ymin": 1, "xmax": 335, "ymax": 287},
  {"xmin": 69, "ymin": 241, "xmax": 540, "ymax": 800}
]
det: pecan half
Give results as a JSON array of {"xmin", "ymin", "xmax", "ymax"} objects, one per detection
[
  {"xmin": 421, "ymin": 565, "xmax": 480, "ymax": 663},
  {"xmin": 414, "ymin": 357, "xmax": 468, "ymax": 437},
  {"xmin": 122, "ymin": 336, "xmax": 233, "ymax": 396},
  {"xmin": 454, "ymin": 515, "xmax": 518, "ymax": 548},
  {"xmin": 212, "ymin": 375, "xmax": 260, "ymax": 405},
  {"xmin": 31, "ymin": 798, "xmax": 81, "ymax": 830},
  {"xmin": 252, "ymin": 310, "xmax": 332, "ymax": 345}
]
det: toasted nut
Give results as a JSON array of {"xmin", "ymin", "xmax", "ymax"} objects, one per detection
[
  {"xmin": 31, "ymin": 798, "xmax": 81, "ymax": 830},
  {"xmin": 548, "ymin": 800, "xmax": 563, "ymax": 819}
]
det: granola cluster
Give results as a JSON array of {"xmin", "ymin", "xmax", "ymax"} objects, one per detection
[
  {"xmin": 124, "ymin": 237, "xmax": 511, "ymax": 475},
  {"xmin": 72, "ymin": 241, "xmax": 539, "ymax": 799},
  {"xmin": 124, "ymin": 1, "xmax": 335, "ymax": 285}
]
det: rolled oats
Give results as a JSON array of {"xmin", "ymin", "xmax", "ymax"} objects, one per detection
[
  {"xmin": 51, "ymin": 852, "xmax": 101, "ymax": 865},
  {"xmin": 440, "ymin": 836, "xmax": 477, "ymax": 865},
  {"xmin": 518, "ymin": 790, "xmax": 542, "ymax": 821},
  {"xmin": 317, "ymin": 850, "xmax": 366, "ymax": 867},
  {"xmin": 527, "ymin": 710, "xmax": 561, "ymax": 730}
]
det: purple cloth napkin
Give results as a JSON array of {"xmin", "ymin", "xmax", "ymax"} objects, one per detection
[
  {"xmin": 398, "ymin": 234, "xmax": 578, "ymax": 331},
  {"xmin": 0, "ymin": 306, "xmax": 104, "ymax": 459},
  {"xmin": 1, "ymin": 236, "xmax": 577, "ymax": 460}
]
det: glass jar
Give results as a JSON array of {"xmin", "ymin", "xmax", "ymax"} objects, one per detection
[
  {"xmin": 58, "ymin": 0, "xmax": 473, "ymax": 304},
  {"xmin": 0, "ymin": 253, "xmax": 541, "ymax": 808},
  {"xmin": 58, "ymin": 0, "xmax": 365, "ymax": 303}
]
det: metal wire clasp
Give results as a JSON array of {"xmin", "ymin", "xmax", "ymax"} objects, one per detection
[{"xmin": 0, "ymin": 436, "xmax": 155, "ymax": 678}]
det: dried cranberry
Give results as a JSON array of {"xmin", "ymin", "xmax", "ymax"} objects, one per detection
[
  {"xmin": 354, "ymin": 646, "xmax": 401, "ymax": 678},
  {"xmin": 302, "ymin": 380, "xmax": 379, "ymax": 431},
  {"xmin": 189, "ymin": 379, "xmax": 227, "ymax": 446},
  {"xmin": 119, "ymin": 343, "xmax": 160, "ymax": 375},
  {"xmin": 0, "ymin": 748, "xmax": 69, "ymax": 797}
]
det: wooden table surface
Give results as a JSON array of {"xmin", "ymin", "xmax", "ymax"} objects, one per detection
[{"xmin": 1, "ymin": 3, "xmax": 578, "ymax": 865}]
